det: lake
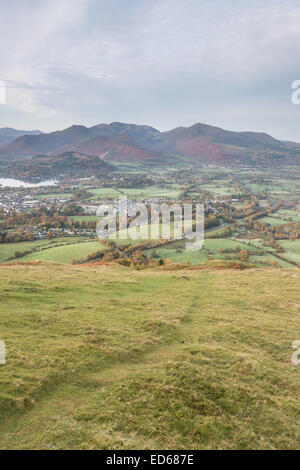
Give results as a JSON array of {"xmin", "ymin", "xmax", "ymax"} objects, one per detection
[{"xmin": 0, "ymin": 178, "xmax": 57, "ymax": 188}]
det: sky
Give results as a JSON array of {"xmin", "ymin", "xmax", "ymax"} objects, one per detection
[{"xmin": 1, "ymin": 0, "xmax": 300, "ymax": 140}]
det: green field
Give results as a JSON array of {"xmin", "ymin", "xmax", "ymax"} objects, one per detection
[
  {"xmin": 144, "ymin": 238, "xmax": 257, "ymax": 265},
  {"xmin": 200, "ymin": 184, "xmax": 237, "ymax": 195},
  {"xmin": 203, "ymin": 238, "xmax": 253, "ymax": 251},
  {"xmin": 69, "ymin": 215, "xmax": 100, "ymax": 221},
  {"xmin": 275, "ymin": 209, "xmax": 300, "ymax": 223},
  {"xmin": 250, "ymin": 254, "xmax": 294, "ymax": 268},
  {"xmin": 0, "ymin": 237, "xmax": 91, "ymax": 263},
  {"xmin": 0, "ymin": 239, "xmax": 53, "ymax": 263},
  {"xmin": 89, "ymin": 188, "xmax": 122, "ymax": 198},
  {"xmin": 235, "ymin": 238, "xmax": 265, "ymax": 249},
  {"xmin": 278, "ymin": 240, "xmax": 300, "ymax": 264},
  {"xmin": 88, "ymin": 186, "xmax": 180, "ymax": 200},
  {"xmin": 260, "ymin": 216, "xmax": 286, "ymax": 226},
  {"xmin": 18, "ymin": 240, "xmax": 103, "ymax": 263},
  {"xmin": 0, "ymin": 264, "xmax": 299, "ymax": 449},
  {"xmin": 37, "ymin": 193, "xmax": 73, "ymax": 199},
  {"xmin": 116, "ymin": 186, "xmax": 181, "ymax": 199},
  {"xmin": 115, "ymin": 221, "xmax": 185, "ymax": 242}
]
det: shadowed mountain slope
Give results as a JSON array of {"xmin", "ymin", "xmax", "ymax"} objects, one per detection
[{"xmin": 0, "ymin": 121, "xmax": 299, "ymax": 164}]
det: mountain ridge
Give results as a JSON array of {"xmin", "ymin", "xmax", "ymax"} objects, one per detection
[
  {"xmin": 0, "ymin": 121, "xmax": 299, "ymax": 165},
  {"xmin": 0, "ymin": 150, "xmax": 115, "ymax": 180},
  {"xmin": 0, "ymin": 127, "xmax": 43, "ymax": 148}
]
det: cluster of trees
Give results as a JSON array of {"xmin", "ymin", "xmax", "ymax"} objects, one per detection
[
  {"xmin": 73, "ymin": 239, "xmax": 167, "ymax": 268},
  {"xmin": 71, "ymin": 190, "xmax": 92, "ymax": 200},
  {"xmin": 61, "ymin": 204, "xmax": 85, "ymax": 216},
  {"xmin": 238, "ymin": 250, "xmax": 249, "ymax": 262},
  {"xmin": 206, "ymin": 226, "xmax": 231, "ymax": 239},
  {"xmin": 113, "ymin": 175, "xmax": 155, "ymax": 188},
  {"xmin": 0, "ymin": 209, "xmax": 98, "ymax": 244},
  {"xmin": 248, "ymin": 219, "xmax": 300, "ymax": 246},
  {"xmin": 0, "ymin": 230, "xmax": 35, "ymax": 243},
  {"xmin": 204, "ymin": 214, "xmax": 221, "ymax": 230},
  {"xmin": 245, "ymin": 199, "xmax": 281, "ymax": 225},
  {"xmin": 215, "ymin": 247, "xmax": 253, "ymax": 262},
  {"xmin": 231, "ymin": 198, "xmax": 259, "ymax": 219},
  {"xmin": 1, "ymin": 214, "xmax": 68, "ymax": 231}
]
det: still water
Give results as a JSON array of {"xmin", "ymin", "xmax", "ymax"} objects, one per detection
[{"xmin": 0, "ymin": 178, "xmax": 57, "ymax": 188}]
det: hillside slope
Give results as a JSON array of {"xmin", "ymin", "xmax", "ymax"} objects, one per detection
[
  {"xmin": 1, "ymin": 121, "xmax": 299, "ymax": 164},
  {"xmin": 148, "ymin": 123, "xmax": 299, "ymax": 163},
  {"xmin": 0, "ymin": 263, "xmax": 299, "ymax": 450},
  {"xmin": 52, "ymin": 134, "xmax": 165, "ymax": 162},
  {"xmin": 1, "ymin": 151, "xmax": 115, "ymax": 180},
  {"xmin": 0, "ymin": 125, "xmax": 97, "ymax": 157},
  {"xmin": 0, "ymin": 128, "xmax": 42, "ymax": 149}
]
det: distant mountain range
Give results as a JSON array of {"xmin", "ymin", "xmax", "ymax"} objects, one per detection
[
  {"xmin": 0, "ymin": 128, "xmax": 42, "ymax": 148},
  {"xmin": 0, "ymin": 122, "xmax": 299, "ymax": 167}
]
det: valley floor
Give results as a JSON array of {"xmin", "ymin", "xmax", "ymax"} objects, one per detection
[{"xmin": 0, "ymin": 263, "xmax": 299, "ymax": 449}]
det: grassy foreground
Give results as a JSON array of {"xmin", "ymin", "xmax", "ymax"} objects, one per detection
[{"xmin": 0, "ymin": 263, "xmax": 299, "ymax": 449}]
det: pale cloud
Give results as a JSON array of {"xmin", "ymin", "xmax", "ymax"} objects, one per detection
[
  {"xmin": 0, "ymin": 0, "xmax": 91, "ymax": 115},
  {"xmin": 0, "ymin": 0, "xmax": 300, "ymax": 140}
]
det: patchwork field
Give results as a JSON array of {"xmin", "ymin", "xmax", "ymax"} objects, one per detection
[
  {"xmin": 36, "ymin": 184, "xmax": 182, "ymax": 201},
  {"xmin": 37, "ymin": 193, "xmax": 73, "ymax": 199},
  {"xmin": 17, "ymin": 240, "xmax": 102, "ymax": 264},
  {"xmin": 260, "ymin": 216, "xmax": 286, "ymax": 226},
  {"xmin": 89, "ymin": 187, "xmax": 122, "ymax": 198},
  {"xmin": 0, "ymin": 263, "xmax": 299, "ymax": 449},
  {"xmin": 278, "ymin": 240, "xmax": 300, "ymax": 264},
  {"xmin": 275, "ymin": 209, "xmax": 300, "ymax": 223},
  {"xmin": 199, "ymin": 184, "xmax": 237, "ymax": 195},
  {"xmin": 250, "ymin": 254, "xmax": 294, "ymax": 268},
  {"xmin": 117, "ymin": 186, "xmax": 181, "ymax": 199},
  {"xmin": 68, "ymin": 215, "xmax": 100, "ymax": 221},
  {"xmin": 2, "ymin": 231, "xmax": 297, "ymax": 268},
  {"xmin": 144, "ymin": 238, "xmax": 264, "ymax": 266},
  {"xmin": 0, "ymin": 237, "xmax": 91, "ymax": 263},
  {"xmin": 88, "ymin": 186, "xmax": 181, "ymax": 200},
  {"xmin": 0, "ymin": 239, "xmax": 53, "ymax": 263}
]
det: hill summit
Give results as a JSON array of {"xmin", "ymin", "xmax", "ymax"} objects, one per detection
[{"xmin": 0, "ymin": 121, "xmax": 299, "ymax": 165}]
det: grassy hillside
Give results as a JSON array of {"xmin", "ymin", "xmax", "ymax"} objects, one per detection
[
  {"xmin": 0, "ymin": 263, "xmax": 299, "ymax": 449},
  {"xmin": 0, "ymin": 237, "xmax": 92, "ymax": 263},
  {"xmin": 18, "ymin": 240, "xmax": 103, "ymax": 263},
  {"xmin": 0, "ymin": 237, "xmax": 97, "ymax": 264},
  {"xmin": 278, "ymin": 240, "xmax": 300, "ymax": 264}
]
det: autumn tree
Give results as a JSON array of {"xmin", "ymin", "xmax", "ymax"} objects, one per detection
[{"xmin": 239, "ymin": 250, "xmax": 249, "ymax": 262}]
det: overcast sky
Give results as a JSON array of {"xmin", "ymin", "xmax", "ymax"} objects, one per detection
[{"xmin": 1, "ymin": 0, "xmax": 300, "ymax": 140}]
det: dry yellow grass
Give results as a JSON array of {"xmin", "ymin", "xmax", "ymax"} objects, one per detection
[{"xmin": 0, "ymin": 263, "xmax": 299, "ymax": 449}]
